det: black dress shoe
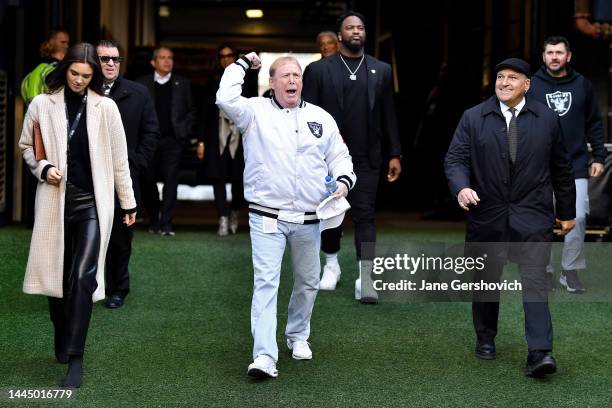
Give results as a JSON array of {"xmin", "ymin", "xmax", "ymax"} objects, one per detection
[
  {"xmin": 526, "ymin": 351, "xmax": 557, "ymax": 377},
  {"xmin": 105, "ymin": 295, "xmax": 124, "ymax": 309},
  {"xmin": 475, "ymin": 342, "xmax": 496, "ymax": 360}
]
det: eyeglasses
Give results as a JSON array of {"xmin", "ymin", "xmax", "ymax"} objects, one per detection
[{"xmin": 98, "ymin": 56, "xmax": 124, "ymax": 64}]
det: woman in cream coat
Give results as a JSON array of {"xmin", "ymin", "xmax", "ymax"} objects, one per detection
[{"xmin": 19, "ymin": 43, "xmax": 136, "ymax": 388}]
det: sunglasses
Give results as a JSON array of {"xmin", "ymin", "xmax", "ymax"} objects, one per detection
[{"xmin": 98, "ymin": 56, "xmax": 124, "ymax": 64}]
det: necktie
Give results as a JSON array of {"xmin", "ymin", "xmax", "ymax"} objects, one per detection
[
  {"xmin": 103, "ymin": 84, "xmax": 111, "ymax": 96},
  {"xmin": 508, "ymin": 107, "xmax": 517, "ymax": 163}
]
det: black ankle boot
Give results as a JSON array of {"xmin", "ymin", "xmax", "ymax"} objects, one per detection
[{"xmin": 61, "ymin": 355, "xmax": 83, "ymax": 388}]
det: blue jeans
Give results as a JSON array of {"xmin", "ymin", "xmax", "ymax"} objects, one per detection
[
  {"xmin": 562, "ymin": 178, "xmax": 588, "ymax": 270},
  {"xmin": 548, "ymin": 178, "xmax": 588, "ymax": 272},
  {"xmin": 249, "ymin": 213, "xmax": 321, "ymax": 362}
]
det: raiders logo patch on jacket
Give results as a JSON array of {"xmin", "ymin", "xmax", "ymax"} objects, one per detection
[{"xmin": 307, "ymin": 122, "xmax": 323, "ymax": 138}]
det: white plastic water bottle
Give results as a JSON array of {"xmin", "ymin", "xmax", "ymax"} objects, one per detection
[{"xmin": 325, "ymin": 175, "xmax": 337, "ymax": 196}]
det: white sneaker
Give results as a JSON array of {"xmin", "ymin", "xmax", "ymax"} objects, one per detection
[
  {"xmin": 217, "ymin": 216, "xmax": 229, "ymax": 236},
  {"xmin": 319, "ymin": 264, "xmax": 341, "ymax": 290},
  {"xmin": 355, "ymin": 278, "xmax": 361, "ymax": 300},
  {"xmin": 287, "ymin": 339, "xmax": 312, "ymax": 360},
  {"xmin": 247, "ymin": 355, "xmax": 278, "ymax": 378}
]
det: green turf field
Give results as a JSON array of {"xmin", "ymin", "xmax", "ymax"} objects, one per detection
[{"xmin": 1, "ymin": 225, "xmax": 610, "ymax": 407}]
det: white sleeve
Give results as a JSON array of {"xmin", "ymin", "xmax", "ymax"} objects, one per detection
[
  {"xmin": 215, "ymin": 62, "xmax": 254, "ymax": 133},
  {"xmin": 325, "ymin": 121, "xmax": 356, "ymax": 191}
]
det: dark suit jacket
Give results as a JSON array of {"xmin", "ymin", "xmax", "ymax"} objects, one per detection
[
  {"xmin": 444, "ymin": 95, "xmax": 576, "ymax": 247},
  {"xmin": 108, "ymin": 77, "xmax": 159, "ymax": 173},
  {"xmin": 136, "ymin": 72, "xmax": 196, "ymax": 142},
  {"xmin": 107, "ymin": 76, "xmax": 160, "ymax": 206},
  {"xmin": 302, "ymin": 53, "xmax": 401, "ymax": 169}
]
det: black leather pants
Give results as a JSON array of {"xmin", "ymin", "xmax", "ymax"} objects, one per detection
[{"xmin": 48, "ymin": 182, "xmax": 100, "ymax": 356}]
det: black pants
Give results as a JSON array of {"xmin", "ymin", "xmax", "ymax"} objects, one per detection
[
  {"xmin": 321, "ymin": 159, "xmax": 379, "ymax": 260},
  {"xmin": 472, "ymin": 261, "xmax": 553, "ymax": 351},
  {"xmin": 105, "ymin": 171, "xmax": 140, "ymax": 298},
  {"xmin": 48, "ymin": 186, "xmax": 100, "ymax": 356},
  {"xmin": 213, "ymin": 181, "xmax": 243, "ymax": 217},
  {"xmin": 104, "ymin": 208, "xmax": 133, "ymax": 297},
  {"xmin": 143, "ymin": 136, "xmax": 184, "ymax": 232},
  {"xmin": 212, "ymin": 145, "xmax": 244, "ymax": 217}
]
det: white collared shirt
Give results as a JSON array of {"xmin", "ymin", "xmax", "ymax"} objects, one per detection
[
  {"xmin": 500, "ymin": 97, "xmax": 525, "ymax": 129},
  {"xmin": 154, "ymin": 71, "xmax": 172, "ymax": 85},
  {"xmin": 103, "ymin": 81, "xmax": 115, "ymax": 95}
]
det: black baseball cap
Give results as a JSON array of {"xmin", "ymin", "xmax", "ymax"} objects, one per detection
[{"xmin": 494, "ymin": 58, "xmax": 531, "ymax": 77}]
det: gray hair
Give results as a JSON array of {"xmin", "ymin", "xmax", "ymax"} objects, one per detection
[
  {"xmin": 152, "ymin": 46, "xmax": 173, "ymax": 60},
  {"xmin": 269, "ymin": 56, "xmax": 302, "ymax": 77},
  {"xmin": 316, "ymin": 31, "xmax": 337, "ymax": 44}
]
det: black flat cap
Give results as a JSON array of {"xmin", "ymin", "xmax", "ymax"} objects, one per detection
[{"xmin": 494, "ymin": 58, "xmax": 531, "ymax": 77}]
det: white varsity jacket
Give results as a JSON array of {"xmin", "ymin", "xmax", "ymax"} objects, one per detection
[{"xmin": 216, "ymin": 60, "xmax": 356, "ymax": 223}]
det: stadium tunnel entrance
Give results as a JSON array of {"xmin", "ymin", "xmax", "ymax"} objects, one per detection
[{"xmin": 0, "ymin": 0, "xmax": 610, "ymax": 228}]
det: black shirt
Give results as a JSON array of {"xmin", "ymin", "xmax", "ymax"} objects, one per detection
[
  {"xmin": 154, "ymin": 81, "xmax": 174, "ymax": 137},
  {"xmin": 65, "ymin": 86, "xmax": 94, "ymax": 193},
  {"xmin": 338, "ymin": 55, "xmax": 369, "ymax": 157}
]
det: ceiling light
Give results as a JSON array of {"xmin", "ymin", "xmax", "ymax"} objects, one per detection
[
  {"xmin": 246, "ymin": 9, "xmax": 264, "ymax": 18},
  {"xmin": 159, "ymin": 5, "xmax": 170, "ymax": 18}
]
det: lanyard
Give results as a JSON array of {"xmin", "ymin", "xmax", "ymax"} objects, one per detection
[{"xmin": 65, "ymin": 93, "xmax": 87, "ymax": 143}]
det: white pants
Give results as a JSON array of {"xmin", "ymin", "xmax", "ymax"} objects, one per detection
[{"xmin": 249, "ymin": 213, "xmax": 321, "ymax": 362}]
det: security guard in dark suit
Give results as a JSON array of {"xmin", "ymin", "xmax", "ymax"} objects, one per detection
[{"xmin": 96, "ymin": 40, "xmax": 159, "ymax": 308}]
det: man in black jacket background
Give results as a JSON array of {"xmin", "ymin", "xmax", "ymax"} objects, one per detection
[
  {"xmin": 529, "ymin": 36, "xmax": 607, "ymax": 294},
  {"xmin": 97, "ymin": 40, "xmax": 160, "ymax": 308},
  {"xmin": 137, "ymin": 47, "xmax": 196, "ymax": 236},
  {"xmin": 302, "ymin": 11, "xmax": 402, "ymax": 303}
]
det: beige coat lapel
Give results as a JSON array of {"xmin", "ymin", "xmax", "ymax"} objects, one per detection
[
  {"xmin": 48, "ymin": 90, "xmax": 68, "ymax": 170},
  {"xmin": 86, "ymin": 89, "xmax": 102, "ymax": 157}
]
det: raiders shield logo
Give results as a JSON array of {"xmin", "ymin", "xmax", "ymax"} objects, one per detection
[
  {"xmin": 307, "ymin": 122, "xmax": 323, "ymax": 138},
  {"xmin": 545, "ymin": 91, "xmax": 572, "ymax": 116}
]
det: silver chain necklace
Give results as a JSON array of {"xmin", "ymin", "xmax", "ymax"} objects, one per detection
[{"xmin": 339, "ymin": 54, "xmax": 365, "ymax": 80}]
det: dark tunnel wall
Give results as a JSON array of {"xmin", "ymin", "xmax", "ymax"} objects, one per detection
[{"xmin": 1, "ymin": 0, "xmax": 610, "ymax": 223}]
